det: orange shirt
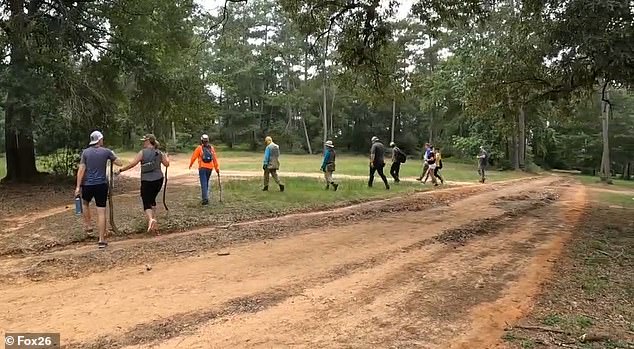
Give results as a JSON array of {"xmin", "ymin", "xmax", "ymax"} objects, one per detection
[{"xmin": 189, "ymin": 145, "xmax": 220, "ymax": 171}]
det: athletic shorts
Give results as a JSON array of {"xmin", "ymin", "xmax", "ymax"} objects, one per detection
[
  {"xmin": 140, "ymin": 178, "xmax": 164, "ymax": 210},
  {"xmin": 428, "ymin": 163, "xmax": 437, "ymax": 170},
  {"xmin": 82, "ymin": 183, "xmax": 109, "ymax": 208}
]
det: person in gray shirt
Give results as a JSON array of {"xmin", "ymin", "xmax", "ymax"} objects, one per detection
[
  {"xmin": 75, "ymin": 130, "xmax": 123, "ymax": 249},
  {"xmin": 117, "ymin": 134, "xmax": 170, "ymax": 234},
  {"xmin": 368, "ymin": 136, "xmax": 390, "ymax": 190},
  {"xmin": 477, "ymin": 146, "xmax": 488, "ymax": 183}
]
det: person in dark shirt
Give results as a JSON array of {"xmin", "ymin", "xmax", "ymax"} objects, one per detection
[
  {"xmin": 390, "ymin": 142, "xmax": 405, "ymax": 183},
  {"xmin": 75, "ymin": 131, "xmax": 123, "ymax": 249},
  {"xmin": 369, "ymin": 136, "xmax": 390, "ymax": 190}
]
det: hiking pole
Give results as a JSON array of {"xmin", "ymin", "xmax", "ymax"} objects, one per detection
[
  {"xmin": 163, "ymin": 166, "xmax": 169, "ymax": 211},
  {"xmin": 108, "ymin": 160, "xmax": 119, "ymax": 235},
  {"xmin": 217, "ymin": 171, "xmax": 223, "ymax": 202},
  {"xmin": 162, "ymin": 144, "xmax": 169, "ymax": 211}
]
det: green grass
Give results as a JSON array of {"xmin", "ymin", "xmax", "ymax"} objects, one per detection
[
  {"xmin": 575, "ymin": 175, "xmax": 634, "ymax": 190},
  {"xmin": 594, "ymin": 192, "xmax": 634, "ymax": 208},
  {"xmin": 0, "ymin": 154, "xmax": 5, "ymax": 180},
  {"xmin": 214, "ymin": 151, "xmax": 528, "ymax": 183}
]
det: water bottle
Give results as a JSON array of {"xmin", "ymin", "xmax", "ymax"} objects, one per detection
[{"xmin": 75, "ymin": 195, "xmax": 83, "ymax": 215}]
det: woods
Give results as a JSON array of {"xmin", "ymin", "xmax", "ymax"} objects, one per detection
[{"xmin": 0, "ymin": 0, "xmax": 633, "ymax": 182}]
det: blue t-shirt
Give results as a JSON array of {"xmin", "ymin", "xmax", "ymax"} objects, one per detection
[{"xmin": 80, "ymin": 146, "xmax": 117, "ymax": 186}]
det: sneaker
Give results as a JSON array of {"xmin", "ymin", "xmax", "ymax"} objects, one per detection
[
  {"xmin": 279, "ymin": 184, "xmax": 285, "ymax": 192},
  {"xmin": 385, "ymin": 185, "xmax": 390, "ymax": 190},
  {"xmin": 262, "ymin": 186, "xmax": 269, "ymax": 191},
  {"xmin": 202, "ymin": 199, "xmax": 209, "ymax": 205},
  {"xmin": 98, "ymin": 241, "xmax": 108, "ymax": 249},
  {"xmin": 333, "ymin": 183, "xmax": 339, "ymax": 191},
  {"xmin": 325, "ymin": 185, "xmax": 330, "ymax": 190}
]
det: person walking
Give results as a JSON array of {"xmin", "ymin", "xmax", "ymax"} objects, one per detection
[
  {"xmin": 422, "ymin": 146, "xmax": 439, "ymax": 186},
  {"xmin": 417, "ymin": 143, "xmax": 432, "ymax": 181},
  {"xmin": 321, "ymin": 140, "xmax": 339, "ymax": 191},
  {"xmin": 368, "ymin": 136, "xmax": 390, "ymax": 190},
  {"xmin": 188, "ymin": 134, "xmax": 220, "ymax": 205},
  {"xmin": 75, "ymin": 130, "xmax": 123, "ymax": 249},
  {"xmin": 116, "ymin": 134, "xmax": 170, "ymax": 233},
  {"xmin": 389, "ymin": 141, "xmax": 406, "ymax": 183},
  {"xmin": 477, "ymin": 146, "xmax": 488, "ymax": 183},
  {"xmin": 433, "ymin": 147, "xmax": 445, "ymax": 184},
  {"xmin": 263, "ymin": 136, "xmax": 285, "ymax": 192}
]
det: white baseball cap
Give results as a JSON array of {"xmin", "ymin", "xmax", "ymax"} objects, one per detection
[
  {"xmin": 89, "ymin": 131, "xmax": 103, "ymax": 145},
  {"xmin": 201, "ymin": 134, "xmax": 210, "ymax": 141},
  {"xmin": 371, "ymin": 136, "xmax": 379, "ymax": 143}
]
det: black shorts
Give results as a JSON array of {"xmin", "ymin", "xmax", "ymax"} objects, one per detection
[
  {"xmin": 141, "ymin": 178, "xmax": 164, "ymax": 210},
  {"xmin": 82, "ymin": 183, "xmax": 109, "ymax": 208}
]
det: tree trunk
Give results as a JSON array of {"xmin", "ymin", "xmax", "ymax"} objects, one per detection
[
  {"xmin": 518, "ymin": 104, "xmax": 526, "ymax": 170},
  {"xmin": 428, "ymin": 105, "xmax": 434, "ymax": 144},
  {"xmin": 171, "ymin": 121, "xmax": 177, "ymax": 144},
  {"xmin": 302, "ymin": 116, "xmax": 312, "ymax": 154},
  {"xmin": 322, "ymin": 58, "xmax": 328, "ymax": 148},
  {"xmin": 3, "ymin": 0, "xmax": 39, "ymax": 182},
  {"xmin": 600, "ymin": 80, "xmax": 612, "ymax": 183},
  {"xmin": 330, "ymin": 86, "xmax": 335, "ymax": 136},
  {"xmin": 391, "ymin": 98, "xmax": 396, "ymax": 144},
  {"xmin": 623, "ymin": 162, "xmax": 631, "ymax": 180}
]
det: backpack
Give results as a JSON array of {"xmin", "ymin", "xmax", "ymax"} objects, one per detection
[
  {"xmin": 397, "ymin": 151, "xmax": 407, "ymax": 163},
  {"xmin": 201, "ymin": 145, "xmax": 213, "ymax": 163}
]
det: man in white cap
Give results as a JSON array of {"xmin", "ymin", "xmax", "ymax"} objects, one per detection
[
  {"xmin": 320, "ymin": 140, "xmax": 339, "ymax": 191},
  {"xmin": 75, "ymin": 130, "xmax": 123, "ymax": 249},
  {"xmin": 189, "ymin": 134, "xmax": 220, "ymax": 205},
  {"xmin": 477, "ymin": 145, "xmax": 488, "ymax": 183},
  {"xmin": 389, "ymin": 141, "xmax": 406, "ymax": 183},
  {"xmin": 369, "ymin": 136, "xmax": 390, "ymax": 189},
  {"xmin": 262, "ymin": 136, "xmax": 284, "ymax": 192}
]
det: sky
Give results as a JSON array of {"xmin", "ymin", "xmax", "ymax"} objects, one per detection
[{"xmin": 196, "ymin": 0, "xmax": 415, "ymax": 20}]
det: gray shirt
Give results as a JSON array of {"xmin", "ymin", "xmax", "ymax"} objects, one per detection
[
  {"xmin": 80, "ymin": 146, "xmax": 117, "ymax": 186},
  {"xmin": 478, "ymin": 149, "xmax": 488, "ymax": 167},
  {"xmin": 370, "ymin": 142, "xmax": 385, "ymax": 165},
  {"xmin": 140, "ymin": 148, "xmax": 164, "ymax": 182}
]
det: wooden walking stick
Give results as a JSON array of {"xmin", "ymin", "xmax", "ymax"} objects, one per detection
[
  {"xmin": 217, "ymin": 171, "xmax": 223, "ymax": 202},
  {"xmin": 108, "ymin": 160, "xmax": 119, "ymax": 234},
  {"xmin": 162, "ymin": 143, "xmax": 169, "ymax": 211}
]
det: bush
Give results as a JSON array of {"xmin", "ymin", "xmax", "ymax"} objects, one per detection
[{"xmin": 39, "ymin": 148, "xmax": 81, "ymax": 177}]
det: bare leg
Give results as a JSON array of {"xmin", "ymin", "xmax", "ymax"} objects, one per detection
[
  {"xmin": 96, "ymin": 207, "xmax": 107, "ymax": 243},
  {"xmin": 145, "ymin": 208, "xmax": 157, "ymax": 233},
  {"xmin": 82, "ymin": 200, "xmax": 92, "ymax": 232}
]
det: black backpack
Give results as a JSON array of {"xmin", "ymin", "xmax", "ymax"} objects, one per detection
[
  {"xmin": 202, "ymin": 145, "xmax": 213, "ymax": 163},
  {"xmin": 397, "ymin": 151, "xmax": 407, "ymax": 163}
]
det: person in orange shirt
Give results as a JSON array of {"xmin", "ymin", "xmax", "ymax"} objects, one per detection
[{"xmin": 189, "ymin": 134, "xmax": 220, "ymax": 205}]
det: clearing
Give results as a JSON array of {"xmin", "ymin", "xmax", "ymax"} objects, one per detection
[{"xmin": 0, "ymin": 157, "xmax": 631, "ymax": 348}]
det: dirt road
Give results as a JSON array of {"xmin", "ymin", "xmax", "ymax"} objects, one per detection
[{"xmin": 0, "ymin": 176, "xmax": 586, "ymax": 348}]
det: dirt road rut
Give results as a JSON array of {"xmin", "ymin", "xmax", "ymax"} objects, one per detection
[{"xmin": 0, "ymin": 177, "xmax": 586, "ymax": 348}]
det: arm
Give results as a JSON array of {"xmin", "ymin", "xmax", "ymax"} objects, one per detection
[
  {"xmin": 189, "ymin": 146, "xmax": 200, "ymax": 169},
  {"xmin": 75, "ymin": 162, "xmax": 86, "ymax": 196},
  {"xmin": 263, "ymin": 146, "xmax": 270, "ymax": 166},
  {"xmin": 211, "ymin": 146, "xmax": 219, "ymax": 172},
  {"xmin": 321, "ymin": 150, "xmax": 330, "ymax": 170},
  {"xmin": 161, "ymin": 152, "xmax": 170, "ymax": 167},
  {"xmin": 370, "ymin": 145, "xmax": 375, "ymax": 165},
  {"xmin": 119, "ymin": 151, "xmax": 143, "ymax": 173}
]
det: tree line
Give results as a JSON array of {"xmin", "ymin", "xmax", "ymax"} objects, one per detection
[{"xmin": 0, "ymin": 0, "xmax": 632, "ymax": 182}]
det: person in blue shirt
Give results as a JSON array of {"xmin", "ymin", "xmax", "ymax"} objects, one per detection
[
  {"xmin": 417, "ymin": 143, "xmax": 432, "ymax": 181},
  {"xmin": 262, "ymin": 136, "xmax": 284, "ymax": 192},
  {"xmin": 320, "ymin": 140, "xmax": 339, "ymax": 191}
]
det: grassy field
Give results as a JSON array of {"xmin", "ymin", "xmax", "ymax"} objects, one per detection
[
  {"xmin": 0, "ymin": 155, "xmax": 5, "ymax": 179},
  {"xmin": 574, "ymin": 174, "xmax": 634, "ymax": 190},
  {"xmin": 203, "ymin": 150, "xmax": 529, "ymax": 183}
]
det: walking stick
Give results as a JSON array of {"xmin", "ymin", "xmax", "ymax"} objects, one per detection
[
  {"xmin": 108, "ymin": 160, "xmax": 119, "ymax": 234},
  {"xmin": 163, "ymin": 166, "xmax": 169, "ymax": 211},
  {"xmin": 162, "ymin": 144, "xmax": 169, "ymax": 211},
  {"xmin": 217, "ymin": 171, "xmax": 223, "ymax": 202}
]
